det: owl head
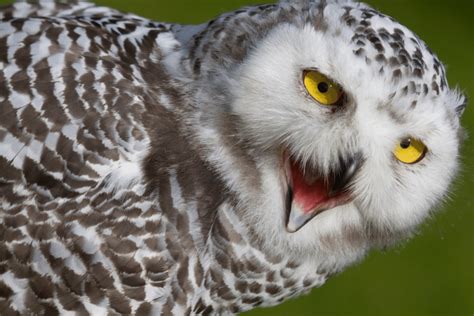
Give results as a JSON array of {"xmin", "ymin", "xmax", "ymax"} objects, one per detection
[{"xmin": 183, "ymin": 0, "xmax": 466, "ymax": 265}]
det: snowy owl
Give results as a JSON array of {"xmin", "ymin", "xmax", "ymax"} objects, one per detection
[{"xmin": 0, "ymin": 0, "xmax": 466, "ymax": 315}]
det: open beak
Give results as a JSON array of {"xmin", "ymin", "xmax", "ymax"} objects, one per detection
[{"xmin": 286, "ymin": 153, "xmax": 363, "ymax": 233}]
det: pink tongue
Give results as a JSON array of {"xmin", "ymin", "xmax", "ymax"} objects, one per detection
[{"xmin": 290, "ymin": 161, "xmax": 329, "ymax": 213}]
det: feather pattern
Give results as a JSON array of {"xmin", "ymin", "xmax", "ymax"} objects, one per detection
[{"xmin": 0, "ymin": 0, "xmax": 465, "ymax": 315}]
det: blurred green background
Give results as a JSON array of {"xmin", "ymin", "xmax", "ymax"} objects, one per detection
[{"xmin": 1, "ymin": 0, "xmax": 471, "ymax": 315}]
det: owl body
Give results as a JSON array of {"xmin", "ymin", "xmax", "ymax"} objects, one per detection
[{"xmin": 0, "ymin": 0, "xmax": 466, "ymax": 315}]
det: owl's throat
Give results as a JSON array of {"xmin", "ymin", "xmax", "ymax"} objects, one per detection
[{"xmin": 285, "ymin": 155, "xmax": 362, "ymax": 233}]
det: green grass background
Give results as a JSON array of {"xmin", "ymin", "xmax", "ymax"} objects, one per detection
[{"xmin": 1, "ymin": 0, "xmax": 472, "ymax": 315}]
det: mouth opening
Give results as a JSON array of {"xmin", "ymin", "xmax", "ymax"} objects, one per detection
[{"xmin": 284, "ymin": 152, "xmax": 362, "ymax": 233}]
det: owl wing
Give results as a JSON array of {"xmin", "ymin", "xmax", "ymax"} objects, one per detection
[
  {"xmin": 0, "ymin": 3, "xmax": 191, "ymax": 313},
  {"xmin": 0, "ymin": 1, "xmax": 179, "ymax": 203}
]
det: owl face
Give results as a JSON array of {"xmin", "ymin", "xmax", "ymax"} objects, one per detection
[{"xmin": 214, "ymin": 2, "xmax": 466, "ymax": 260}]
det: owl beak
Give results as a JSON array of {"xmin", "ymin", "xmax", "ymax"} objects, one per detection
[{"xmin": 286, "ymin": 153, "xmax": 363, "ymax": 233}]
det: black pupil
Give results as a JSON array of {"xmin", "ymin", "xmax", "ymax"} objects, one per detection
[
  {"xmin": 317, "ymin": 82, "xmax": 329, "ymax": 93},
  {"xmin": 400, "ymin": 138, "xmax": 411, "ymax": 149}
]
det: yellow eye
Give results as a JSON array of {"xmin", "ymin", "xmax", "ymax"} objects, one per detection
[
  {"xmin": 394, "ymin": 137, "xmax": 427, "ymax": 164},
  {"xmin": 303, "ymin": 70, "xmax": 343, "ymax": 105}
]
